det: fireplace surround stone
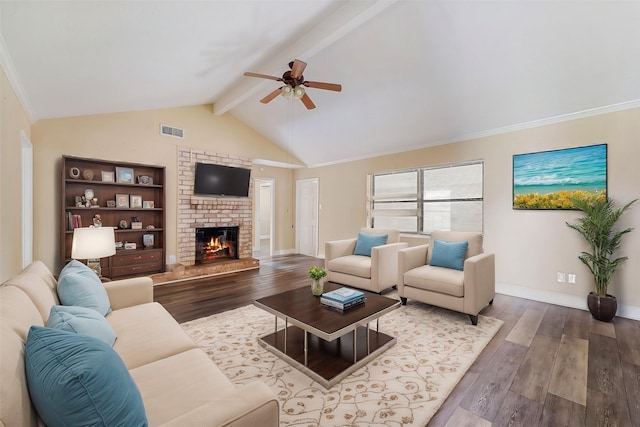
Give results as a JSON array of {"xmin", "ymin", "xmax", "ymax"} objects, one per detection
[{"xmin": 176, "ymin": 148, "xmax": 256, "ymax": 270}]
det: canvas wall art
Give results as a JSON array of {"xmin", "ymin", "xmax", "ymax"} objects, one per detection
[{"xmin": 513, "ymin": 144, "xmax": 607, "ymax": 210}]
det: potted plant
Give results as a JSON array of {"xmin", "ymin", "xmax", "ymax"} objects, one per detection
[
  {"xmin": 308, "ymin": 266, "xmax": 327, "ymax": 296},
  {"xmin": 566, "ymin": 196, "xmax": 636, "ymax": 321}
]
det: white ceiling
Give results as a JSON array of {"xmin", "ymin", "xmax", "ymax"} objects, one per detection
[{"xmin": 2, "ymin": 1, "xmax": 640, "ymax": 167}]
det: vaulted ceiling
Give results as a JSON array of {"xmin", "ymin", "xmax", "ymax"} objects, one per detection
[{"xmin": 2, "ymin": 1, "xmax": 639, "ymax": 167}]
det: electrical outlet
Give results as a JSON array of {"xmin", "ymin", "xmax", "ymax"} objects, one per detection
[
  {"xmin": 568, "ymin": 273, "xmax": 576, "ymax": 284},
  {"xmin": 556, "ymin": 272, "xmax": 566, "ymax": 283}
]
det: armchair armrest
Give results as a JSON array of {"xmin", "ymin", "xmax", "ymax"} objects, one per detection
[
  {"xmin": 159, "ymin": 381, "xmax": 279, "ymax": 427},
  {"xmin": 397, "ymin": 244, "xmax": 429, "ymax": 292},
  {"xmin": 463, "ymin": 253, "xmax": 495, "ymax": 315},
  {"xmin": 325, "ymin": 238, "xmax": 357, "ymax": 266},
  {"xmin": 103, "ymin": 276, "xmax": 153, "ymax": 310},
  {"xmin": 371, "ymin": 242, "xmax": 408, "ymax": 291}
]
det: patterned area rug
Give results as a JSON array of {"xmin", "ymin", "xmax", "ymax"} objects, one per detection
[{"xmin": 181, "ymin": 299, "xmax": 502, "ymax": 427}]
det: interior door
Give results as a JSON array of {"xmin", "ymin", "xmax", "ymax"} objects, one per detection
[
  {"xmin": 253, "ymin": 179, "xmax": 274, "ymax": 255},
  {"xmin": 296, "ymin": 178, "xmax": 319, "ymax": 256}
]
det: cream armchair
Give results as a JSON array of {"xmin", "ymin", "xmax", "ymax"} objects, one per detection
[
  {"xmin": 397, "ymin": 231, "xmax": 495, "ymax": 325},
  {"xmin": 325, "ymin": 228, "xmax": 408, "ymax": 293}
]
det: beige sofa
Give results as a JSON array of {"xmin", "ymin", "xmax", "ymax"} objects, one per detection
[
  {"xmin": 0, "ymin": 261, "xmax": 279, "ymax": 426},
  {"xmin": 397, "ymin": 231, "xmax": 495, "ymax": 325},
  {"xmin": 325, "ymin": 228, "xmax": 408, "ymax": 293}
]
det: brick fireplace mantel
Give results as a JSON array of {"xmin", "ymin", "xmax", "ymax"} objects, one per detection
[{"xmin": 176, "ymin": 148, "xmax": 256, "ymax": 269}]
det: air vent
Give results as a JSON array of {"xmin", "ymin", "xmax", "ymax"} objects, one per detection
[{"xmin": 160, "ymin": 124, "xmax": 184, "ymax": 139}]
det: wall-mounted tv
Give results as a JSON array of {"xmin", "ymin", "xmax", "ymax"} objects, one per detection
[{"xmin": 193, "ymin": 162, "xmax": 251, "ymax": 197}]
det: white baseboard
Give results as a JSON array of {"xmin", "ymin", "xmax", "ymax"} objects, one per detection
[
  {"xmin": 272, "ymin": 248, "xmax": 296, "ymax": 256},
  {"xmin": 496, "ymin": 282, "xmax": 640, "ymax": 321}
]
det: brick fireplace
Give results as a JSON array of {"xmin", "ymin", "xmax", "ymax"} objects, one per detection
[
  {"xmin": 195, "ymin": 226, "xmax": 239, "ymax": 264},
  {"xmin": 173, "ymin": 148, "xmax": 258, "ymax": 277}
]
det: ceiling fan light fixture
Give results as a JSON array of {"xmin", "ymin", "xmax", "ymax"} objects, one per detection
[
  {"xmin": 293, "ymin": 85, "xmax": 305, "ymax": 99},
  {"xmin": 281, "ymin": 84, "xmax": 294, "ymax": 98}
]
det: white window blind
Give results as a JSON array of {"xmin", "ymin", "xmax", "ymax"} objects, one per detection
[{"xmin": 369, "ymin": 162, "xmax": 483, "ymax": 234}]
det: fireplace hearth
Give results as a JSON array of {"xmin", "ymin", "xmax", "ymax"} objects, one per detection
[{"xmin": 195, "ymin": 226, "xmax": 239, "ymax": 265}]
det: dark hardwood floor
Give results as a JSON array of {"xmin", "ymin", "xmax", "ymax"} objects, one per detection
[{"xmin": 153, "ymin": 254, "xmax": 640, "ymax": 427}]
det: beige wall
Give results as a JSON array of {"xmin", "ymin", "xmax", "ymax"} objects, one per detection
[
  {"xmin": 31, "ymin": 105, "xmax": 296, "ymax": 274},
  {"xmin": 295, "ymin": 108, "xmax": 640, "ymax": 317},
  {"xmin": 0, "ymin": 66, "xmax": 32, "ymax": 282}
]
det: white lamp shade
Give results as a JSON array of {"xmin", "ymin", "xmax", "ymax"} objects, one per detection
[{"xmin": 71, "ymin": 227, "xmax": 116, "ymax": 259}]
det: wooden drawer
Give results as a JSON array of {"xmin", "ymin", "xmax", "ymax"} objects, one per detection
[
  {"xmin": 110, "ymin": 260, "xmax": 162, "ymax": 278},
  {"xmin": 111, "ymin": 250, "xmax": 162, "ymax": 267}
]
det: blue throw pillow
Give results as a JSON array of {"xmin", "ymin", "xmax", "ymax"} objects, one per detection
[
  {"xmin": 58, "ymin": 260, "xmax": 111, "ymax": 316},
  {"xmin": 47, "ymin": 305, "xmax": 117, "ymax": 346},
  {"xmin": 354, "ymin": 232, "xmax": 388, "ymax": 257},
  {"xmin": 430, "ymin": 239, "xmax": 469, "ymax": 271},
  {"xmin": 25, "ymin": 326, "xmax": 147, "ymax": 427}
]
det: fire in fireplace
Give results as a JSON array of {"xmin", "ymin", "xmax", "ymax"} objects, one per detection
[{"xmin": 195, "ymin": 226, "xmax": 239, "ymax": 264}]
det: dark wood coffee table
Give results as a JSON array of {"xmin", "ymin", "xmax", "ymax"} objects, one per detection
[{"xmin": 254, "ymin": 282, "xmax": 400, "ymax": 388}]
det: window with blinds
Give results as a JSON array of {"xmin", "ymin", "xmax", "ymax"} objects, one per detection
[{"xmin": 369, "ymin": 162, "xmax": 483, "ymax": 234}]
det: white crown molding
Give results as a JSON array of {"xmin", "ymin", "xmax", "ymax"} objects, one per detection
[
  {"xmin": 253, "ymin": 158, "xmax": 305, "ymax": 169},
  {"xmin": 496, "ymin": 282, "xmax": 640, "ymax": 321},
  {"xmin": 0, "ymin": 33, "xmax": 37, "ymax": 124},
  {"xmin": 454, "ymin": 99, "xmax": 640, "ymax": 143}
]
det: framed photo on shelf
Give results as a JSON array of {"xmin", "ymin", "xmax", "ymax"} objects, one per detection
[
  {"xmin": 115, "ymin": 167, "xmax": 134, "ymax": 184},
  {"xmin": 143, "ymin": 233, "xmax": 155, "ymax": 248},
  {"xmin": 101, "ymin": 171, "xmax": 115, "ymax": 182},
  {"xmin": 137, "ymin": 175, "xmax": 153, "ymax": 185},
  {"xmin": 130, "ymin": 195, "xmax": 143, "ymax": 209},
  {"xmin": 143, "ymin": 200, "xmax": 155, "ymax": 209},
  {"xmin": 116, "ymin": 193, "xmax": 129, "ymax": 208}
]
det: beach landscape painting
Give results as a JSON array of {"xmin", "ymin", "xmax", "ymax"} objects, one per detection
[{"xmin": 513, "ymin": 144, "xmax": 607, "ymax": 209}]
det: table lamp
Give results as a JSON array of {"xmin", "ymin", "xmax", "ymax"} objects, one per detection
[{"xmin": 71, "ymin": 227, "xmax": 116, "ymax": 277}]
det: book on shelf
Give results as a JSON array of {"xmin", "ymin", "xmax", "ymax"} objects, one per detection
[
  {"xmin": 321, "ymin": 287, "xmax": 365, "ymax": 304},
  {"xmin": 321, "ymin": 295, "xmax": 366, "ymax": 311},
  {"xmin": 68, "ymin": 213, "xmax": 82, "ymax": 230}
]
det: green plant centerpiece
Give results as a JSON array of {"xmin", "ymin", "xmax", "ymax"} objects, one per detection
[
  {"xmin": 566, "ymin": 196, "xmax": 636, "ymax": 321},
  {"xmin": 308, "ymin": 266, "xmax": 327, "ymax": 296}
]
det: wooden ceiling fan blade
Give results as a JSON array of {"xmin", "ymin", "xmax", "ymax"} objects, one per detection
[
  {"xmin": 304, "ymin": 81, "xmax": 342, "ymax": 92},
  {"xmin": 290, "ymin": 59, "xmax": 307, "ymax": 79},
  {"xmin": 244, "ymin": 72, "xmax": 282, "ymax": 81},
  {"xmin": 260, "ymin": 88, "xmax": 282, "ymax": 104},
  {"xmin": 300, "ymin": 93, "xmax": 316, "ymax": 110}
]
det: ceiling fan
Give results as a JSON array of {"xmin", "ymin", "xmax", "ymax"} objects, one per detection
[{"xmin": 244, "ymin": 59, "xmax": 342, "ymax": 110}]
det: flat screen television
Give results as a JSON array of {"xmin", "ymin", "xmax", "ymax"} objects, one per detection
[{"xmin": 193, "ymin": 162, "xmax": 251, "ymax": 197}]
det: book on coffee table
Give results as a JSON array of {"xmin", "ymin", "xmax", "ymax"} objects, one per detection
[
  {"xmin": 321, "ymin": 287, "xmax": 366, "ymax": 310},
  {"xmin": 321, "ymin": 295, "xmax": 365, "ymax": 311},
  {"xmin": 321, "ymin": 287, "xmax": 364, "ymax": 303}
]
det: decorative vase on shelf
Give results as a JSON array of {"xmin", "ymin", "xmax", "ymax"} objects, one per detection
[{"xmin": 311, "ymin": 278, "xmax": 324, "ymax": 296}]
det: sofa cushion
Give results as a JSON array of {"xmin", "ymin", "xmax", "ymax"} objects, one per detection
[
  {"xmin": 57, "ymin": 260, "xmax": 112, "ymax": 316},
  {"xmin": 403, "ymin": 265, "xmax": 465, "ymax": 297},
  {"xmin": 25, "ymin": 326, "xmax": 147, "ymax": 427},
  {"xmin": 354, "ymin": 232, "xmax": 388, "ymax": 257},
  {"xmin": 1, "ymin": 319, "xmax": 40, "ymax": 427},
  {"xmin": 429, "ymin": 239, "xmax": 469, "ymax": 271},
  {"xmin": 130, "ymin": 348, "xmax": 236, "ymax": 426},
  {"xmin": 428, "ymin": 231, "xmax": 483, "ymax": 265},
  {"xmin": 3, "ymin": 260, "xmax": 60, "ymax": 322},
  {"xmin": 47, "ymin": 305, "xmax": 117, "ymax": 346},
  {"xmin": 108, "ymin": 302, "xmax": 199, "ymax": 369},
  {"xmin": 327, "ymin": 255, "xmax": 372, "ymax": 279}
]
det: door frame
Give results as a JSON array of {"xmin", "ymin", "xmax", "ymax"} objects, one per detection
[{"xmin": 254, "ymin": 178, "xmax": 275, "ymax": 255}]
